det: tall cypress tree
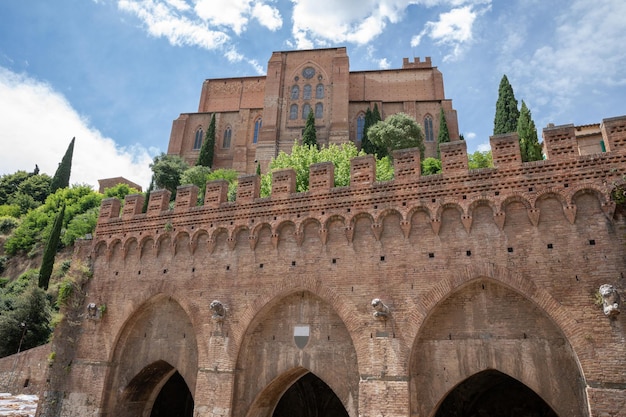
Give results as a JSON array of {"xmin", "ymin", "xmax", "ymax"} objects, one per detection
[
  {"xmin": 302, "ymin": 110, "xmax": 317, "ymax": 147},
  {"xmin": 362, "ymin": 104, "xmax": 386, "ymax": 157},
  {"xmin": 50, "ymin": 137, "xmax": 75, "ymax": 193},
  {"xmin": 197, "ymin": 114, "xmax": 216, "ymax": 167},
  {"xmin": 517, "ymin": 100, "xmax": 542, "ymax": 162},
  {"xmin": 39, "ymin": 203, "xmax": 65, "ymax": 290},
  {"xmin": 437, "ymin": 107, "xmax": 450, "ymax": 158},
  {"xmin": 493, "ymin": 75, "xmax": 520, "ymax": 135}
]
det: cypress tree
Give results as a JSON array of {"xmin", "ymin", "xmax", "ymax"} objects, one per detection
[
  {"xmin": 256, "ymin": 162, "xmax": 261, "ymax": 176},
  {"xmin": 302, "ymin": 110, "xmax": 317, "ymax": 147},
  {"xmin": 517, "ymin": 100, "xmax": 543, "ymax": 162},
  {"xmin": 39, "ymin": 203, "xmax": 65, "ymax": 290},
  {"xmin": 50, "ymin": 137, "xmax": 75, "ymax": 193},
  {"xmin": 493, "ymin": 75, "xmax": 520, "ymax": 135},
  {"xmin": 197, "ymin": 114, "xmax": 216, "ymax": 167},
  {"xmin": 142, "ymin": 177, "xmax": 154, "ymax": 213},
  {"xmin": 437, "ymin": 107, "xmax": 450, "ymax": 158},
  {"xmin": 362, "ymin": 104, "xmax": 386, "ymax": 157}
]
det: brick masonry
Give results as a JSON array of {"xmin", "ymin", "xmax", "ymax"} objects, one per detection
[{"xmin": 30, "ymin": 115, "xmax": 626, "ymax": 416}]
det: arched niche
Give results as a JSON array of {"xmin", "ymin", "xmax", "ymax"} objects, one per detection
[
  {"xmin": 102, "ymin": 295, "xmax": 198, "ymax": 416},
  {"xmin": 234, "ymin": 291, "xmax": 358, "ymax": 417},
  {"xmin": 410, "ymin": 279, "xmax": 586, "ymax": 417}
]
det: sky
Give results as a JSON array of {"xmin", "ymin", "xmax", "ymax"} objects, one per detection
[{"xmin": 0, "ymin": 0, "xmax": 624, "ymax": 190}]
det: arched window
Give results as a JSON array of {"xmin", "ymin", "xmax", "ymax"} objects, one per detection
[
  {"xmin": 302, "ymin": 103, "xmax": 311, "ymax": 119},
  {"xmin": 356, "ymin": 114, "xmax": 365, "ymax": 143},
  {"xmin": 303, "ymin": 84, "xmax": 312, "ymax": 100},
  {"xmin": 223, "ymin": 126, "xmax": 232, "ymax": 148},
  {"xmin": 316, "ymin": 84, "xmax": 324, "ymax": 99},
  {"xmin": 424, "ymin": 115, "xmax": 434, "ymax": 142},
  {"xmin": 315, "ymin": 103, "xmax": 323, "ymax": 119},
  {"xmin": 253, "ymin": 118, "xmax": 262, "ymax": 144},
  {"xmin": 193, "ymin": 127, "xmax": 203, "ymax": 150},
  {"xmin": 291, "ymin": 85, "xmax": 299, "ymax": 100},
  {"xmin": 290, "ymin": 104, "xmax": 298, "ymax": 120}
]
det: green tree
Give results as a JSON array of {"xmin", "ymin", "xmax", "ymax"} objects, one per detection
[
  {"xmin": 437, "ymin": 107, "xmax": 450, "ymax": 158},
  {"xmin": 302, "ymin": 110, "xmax": 317, "ymax": 147},
  {"xmin": 260, "ymin": 142, "xmax": 393, "ymax": 197},
  {"xmin": 422, "ymin": 157, "xmax": 442, "ymax": 175},
  {"xmin": 150, "ymin": 153, "xmax": 190, "ymax": 200},
  {"xmin": 39, "ymin": 203, "xmax": 65, "ymax": 290},
  {"xmin": 143, "ymin": 177, "xmax": 154, "ymax": 213},
  {"xmin": 0, "ymin": 285, "xmax": 52, "ymax": 358},
  {"xmin": 367, "ymin": 113, "xmax": 425, "ymax": 159},
  {"xmin": 197, "ymin": 114, "xmax": 216, "ymax": 167},
  {"xmin": 517, "ymin": 100, "xmax": 543, "ymax": 162},
  {"xmin": 362, "ymin": 104, "xmax": 385, "ymax": 156},
  {"xmin": 4, "ymin": 185, "xmax": 102, "ymax": 256},
  {"xmin": 0, "ymin": 171, "xmax": 31, "ymax": 205},
  {"xmin": 102, "ymin": 183, "xmax": 141, "ymax": 200},
  {"xmin": 180, "ymin": 166, "xmax": 239, "ymax": 203},
  {"xmin": 468, "ymin": 150, "xmax": 493, "ymax": 169},
  {"xmin": 50, "ymin": 137, "xmax": 75, "ymax": 193},
  {"xmin": 493, "ymin": 75, "xmax": 519, "ymax": 135}
]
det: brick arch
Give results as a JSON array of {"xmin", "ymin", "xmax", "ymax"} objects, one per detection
[
  {"xmin": 347, "ymin": 210, "xmax": 374, "ymax": 228},
  {"xmin": 435, "ymin": 201, "xmax": 464, "ymax": 220},
  {"xmin": 406, "ymin": 204, "xmax": 433, "ymax": 221},
  {"xmin": 189, "ymin": 229, "xmax": 210, "ymax": 254},
  {"xmin": 466, "ymin": 197, "xmax": 497, "ymax": 218},
  {"xmin": 173, "ymin": 230, "xmax": 191, "ymax": 255},
  {"xmin": 532, "ymin": 187, "xmax": 568, "ymax": 209},
  {"xmin": 210, "ymin": 226, "xmax": 230, "ymax": 244},
  {"xmin": 499, "ymin": 192, "xmax": 532, "ymax": 212},
  {"xmin": 231, "ymin": 285, "xmax": 360, "ymax": 417},
  {"xmin": 139, "ymin": 236, "xmax": 155, "ymax": 259},
  {"xmin": 250, "ymin": 222, "xmax": 271, "ymax": 239},
  {"xmin": 297, "ymin": 217, "xmax": 322, "ymax": 236},
  {"xmin": 569, "ymin": 183, "xmax": 609, "ymax": 207},
  {"xmin": 323, "ymin": 213, "xmax": 347, "ymax": 230},
  {"xmin": 407, "ymin": 263, "xmax": 588, "ymax": 417},
  {"xmin": 374, "ymin": 207, "xmax": 405, "ymax": 225},
  {"xmin": 102, "ymin": 293, "xmax": 199, "ymax": 416}
]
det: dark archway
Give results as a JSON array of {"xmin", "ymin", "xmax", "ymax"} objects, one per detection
[
  {"xmin": 150, "ymin": 371, "xmax": 194, "ymax": 417},
  {"xmin": 272, "ymin": 372, "xmax": 349, "ymax": 417},
  {"xmin": 435, "ymin": 370, "xmax": 558, "ymax": 417}
]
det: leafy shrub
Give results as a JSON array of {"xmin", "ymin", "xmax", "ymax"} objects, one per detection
[
  {"xmin": 421, "ymin": 157, "xmax": 442, "ymax": 175},
  {"xmin": 0, "ymin": 216, "xmax": 19, "ymax": 234},
  {"xmin": 0, "ymin": 204, "xmax": 21, "ymax": 218}
]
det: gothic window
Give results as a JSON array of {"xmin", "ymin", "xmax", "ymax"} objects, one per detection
[
  {"xmin": 356, "ymin": 114, "xmax": 365, "ymax": 143},
  {"xmin": 291, "ymin": 85, "xmax": 299, "ymax": 100},
  {"xmin": 253, "ymin": 118, "xmax": 262, "ymax": 144},
  {"xmin": 223, "ymin": 126, "xmax": 232, "ymax": 148},
  {"xmin": 290, "ymin": 104, "xmax": 298, "ymax": 120},
  {"xmin": 303, "ymin": 84, "xmax": 312, "ymax": 100},
  {"xmin": 316, "ymin": 84, "xmax": 324, "ymax": 99},
  {"xmin": 424, "ymin": 115, "xmax": 434, "ymax": 142},
  {"xmin": 302, "ymin": 103, "xmax": 311, "ymax": 119},
  {"xmin": 193, "ymin": 127, "xmax": 203, "ymax": 150},
  {"xmin": 315, "ymin": 103, "xmax": 323, "ymax": 119}
]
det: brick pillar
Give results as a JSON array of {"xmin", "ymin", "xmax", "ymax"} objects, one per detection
[
  {"xmin": 600, "ymin": 115, "xmax": 626, "ymax": 153},
  {"xmin": 490, "ymin": 132, "xmax": 521, "ymax": 169},
  {"xmin": 175, "ymin": 184, "xmax": 199, "ymax": 212},
  {"xmin": 237, "ymin": 175, "xmax": 260, "ymax": 203},
  {"xmin": 147, "ymin": 189, "xmax": 171, "ymax": 217},
  {"xmin": 440, "ymin": 140, "xmax": 468, "ymax": 175},
  {"xmin": 272, "ymin": 168, "xmax": 296, "ymax": 197},
  {"xmin": 122, "ymin": 194, "xmax": 144, "ymax": 220},
  {"xmin": 350, "ymin": 155, "xmax": 376, "ymax": 186},
  {"xmin": 392, "ymin": 148, "xmax": 421, "ymax": 181},
  {"xmin": 204, "ymin": 180, "xmax": 229, "ymax": 208},
  {"xmin": 542, "ymin": 124, "xmax": 578, "ymax": 161},
  {"xmin": 310, "ymin": 162, "xmax": 335, "ymax": 193},
  {"xmin": 98, "ymin": 198, "xmax": 121, "ymax": 221}
]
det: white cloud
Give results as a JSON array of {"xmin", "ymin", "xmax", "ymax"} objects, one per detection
[
  {"xmin": 378, "ymin": 58, "xmax": 391, "ymax": 69},
  {"xmin": 504, "ymin": 0, "xmax": 626, "ymax": 124},
  {"xmin": 117, "ymin": 0, "xmax": 281, "ymax": 73},
  {"xmin": 477, "ymin": 142, "xmax": 490, "ymax": 152},
  {"xmin": 412, "ymin": 4, "xmax": 489, "ymax": 61},
  {"xmin": 0, "ymin": 67, "xmax": 153, "ymax": 191}
]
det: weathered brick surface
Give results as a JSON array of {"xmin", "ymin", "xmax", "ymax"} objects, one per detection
[{"xmin": 32, "ymin": 115, "xmax": 626, "ymax": 417}]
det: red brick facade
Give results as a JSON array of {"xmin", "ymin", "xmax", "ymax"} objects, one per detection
[
  {"xmin": 167, "ymin": 48, "xmax": 459, "ymax": 173},
  {"xmin": 33, "ymin": 116, "xmax": 626, "ymax": 417}
]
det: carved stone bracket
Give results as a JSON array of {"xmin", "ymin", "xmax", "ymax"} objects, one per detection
[
  {"xmin": 599, "ymin": 284, "xmax": 620, "ymax": 318},
  {"xmin": 371, "ymin": 298, "xmax": 390, "ymax": 320},
  {"xmin": 210, "ymin": 300, "xmax": 226, "ymax": 323}
]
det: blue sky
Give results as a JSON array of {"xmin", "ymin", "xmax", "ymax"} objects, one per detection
[{"xmin": 1, "ymin": 0, "xmax": 624, "ymax": 190}]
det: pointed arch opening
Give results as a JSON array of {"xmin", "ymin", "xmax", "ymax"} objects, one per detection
[
  {"xmin": 272, "ymin": 371, "xmax": 349, "ymax": 417},
  {"xmin": 435, "ymin": 369, "xmax": 558, "ymax": 417}
]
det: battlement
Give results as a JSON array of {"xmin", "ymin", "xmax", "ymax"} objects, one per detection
[
  {"xmin": 96, "ymin": 115, "xmax": 626, "ymax": 243},
  {"xmin": 402, "ymin": 56, "xmax": 433, "ymax": 69}
]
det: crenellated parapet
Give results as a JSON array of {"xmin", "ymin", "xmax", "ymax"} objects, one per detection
[{"xmin": 95, "ymin": 115, "xmax": 626, "ymax": 252}]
